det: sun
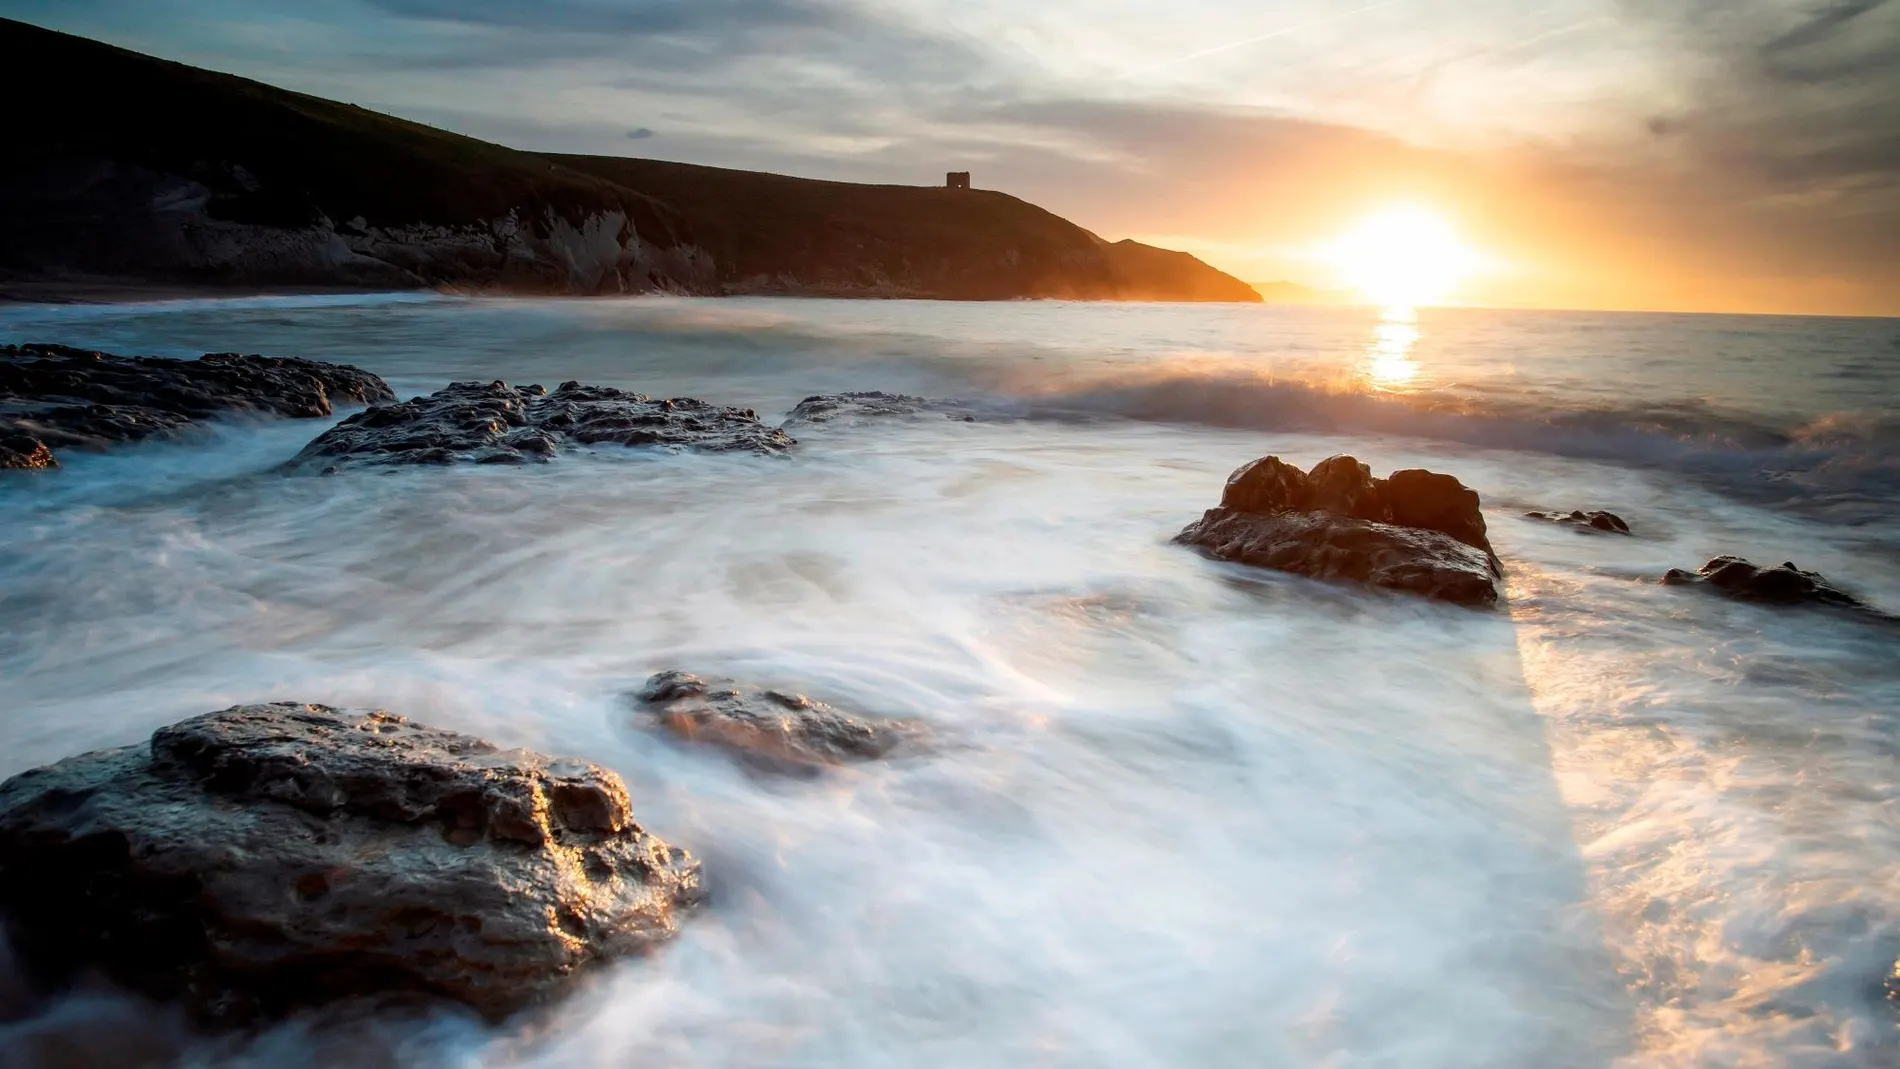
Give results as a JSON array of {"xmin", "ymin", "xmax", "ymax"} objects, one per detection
[{"xmin": 1325, "ymin": 206, "xmax": 1481, "ymax": 308}]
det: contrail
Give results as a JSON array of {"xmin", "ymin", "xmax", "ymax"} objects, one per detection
[{"xmin": 1119, "ymin": 0, "xmax": 1409, "ymax": 79}]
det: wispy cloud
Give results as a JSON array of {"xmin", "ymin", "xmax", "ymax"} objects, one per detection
[{"xmin": 2, "ymin": 0, "xmax": 1896, "ymax": 311}]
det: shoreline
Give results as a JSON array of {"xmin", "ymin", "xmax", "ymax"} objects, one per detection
[{"xmin": 0, "ymin": 278, "xmax": 423, "ymax": 307}]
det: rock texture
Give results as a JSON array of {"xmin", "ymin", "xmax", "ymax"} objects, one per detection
[
  {"xmin": 0, "ymin": 343, "xmax": 395, "ymax": 468},
  {"xmin": 1662, "ymin": 556, "xmax": 1886, "ymax": 616},
  {"xmin": 1175, "ymin": 454, "xmax": 1502, "ymax": 606},
  {"xmin": 1525, "ymin": 510, "xmax": 1630, "ymax": 534},
  {"xmin": 780, "ymin": 391, "xmax": 975, "ymax": 428},
  {"xmin": 0, "ymin": 432, "xmax": 58, "ymax": 470},
  {"xmin": 0, "ymin": 703, "xmax": 700, "ymax": 1025},
  {"xmin": 637, "ymin": 671, "xmax": 920, "ymax": 775},
  {"xmin": 291, "ymin": 380, "xmax": 794, "ymax": 469}
]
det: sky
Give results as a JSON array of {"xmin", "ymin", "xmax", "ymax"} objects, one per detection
[{"xmin": 8, "ymin": 0, "xmax": 1900, "ymax": 314}]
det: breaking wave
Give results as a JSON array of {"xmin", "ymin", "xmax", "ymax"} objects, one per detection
[{"xmin": 974, "ymin": 366, "xmax": 1900, "ymax": 523}]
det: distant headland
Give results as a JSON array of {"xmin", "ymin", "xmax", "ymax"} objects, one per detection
[{"xmin": 0, "ymin": 19, "xmax": 1258, "ymax": 304}]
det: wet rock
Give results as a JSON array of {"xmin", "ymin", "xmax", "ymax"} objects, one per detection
[
  {"xmin": 0, "ymin": 343, "xmax": 394, "ymax": 467},
  {"xmin": 0, "ymin": 703, "xmax": 700, "ymax": 1026},
  {"xmin": 1525, "ymin": 509, "xmax": 1630, "ymax": 534},
  {"xmin": 292, "ymin": 379, "xmax": 794, "ymax": 469},
  {"xmin": 1662, "ymin": 556, "xmax": 1882, "ymax": 614},
  {"xmin": 1177, "ymin": 453, "xmax": 1501, "ymax": 606},
  {"xmin": 779, "ymin": 391, "xmax": 975, "ymax": 428},
  {"xmin": 1384, "ymin": 468, "xmax": 1491, "ymax": 551},
  {"xmin": 0, "ymin": 431, "xmax": 57, "ymax": 470},
  {"xmin": 636, "ymin": 671, "xmax": 920, "ymax": 775}
]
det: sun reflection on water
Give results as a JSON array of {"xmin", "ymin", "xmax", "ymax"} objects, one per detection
[{"xmin": 1366, "ymin": 306, "xmax": 1420, "ymax": 389}]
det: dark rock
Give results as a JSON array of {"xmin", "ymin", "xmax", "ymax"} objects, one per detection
[
  {"xmin": 1525, "ymin": 509, "xmax": 1630, "ymax": 534},
  {"xmin": 1386, "ymin": 469, "xmax": 1491, "ymax": 550},
  {"xmin": 1662, "ymin": 556, "xmax": 1884, "ymax": 615},
  {"xmin": 1178, "ymin": 508, "xmax": 1501, "ymax": 607},
  {"xmin": 1305, "ymin": 454, "xmax": 1388, "ymax": 522},
  {"xmin": 0, "ymin": 703, "xmax": 700, "ymax": 1026},
  {"xmin": 780, "ymin": 391, "xmax": 974, "ymax": 428},
  {"xmin": 291, "ymin": 380, "xmax": 795, "ymax": 469},
  {"xmin": 1178, "ymin": 454, "xmax": 1500, "ymax": 606},
  {"xmin": 1220, "ymin": 455, "xmax": 1310, "ymax": 514},
  {"xmin": 0, "ymin": 431, "xmax": 57, "ymax": 470},
  {"xmin": 636, "ymin": 671, "xmax": 920, "ymax": 775},
  {"xmin": 0, "ymin": 343, "xmax": 395, "ymax": 468}
]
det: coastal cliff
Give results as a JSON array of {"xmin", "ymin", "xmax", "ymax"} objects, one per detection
[
  {"xmin": 0, "ymin": 19, "xmax": 712, "ymax": 297},
  {"xmin": 0, "ymin": 18, "xmax": 1256, "ymax": 303},
  {"xmin": 551, "ymin": 156, "xmax": 1260, "ymax": 302}
]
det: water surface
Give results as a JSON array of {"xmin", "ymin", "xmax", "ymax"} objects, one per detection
[{"xmin": 2, "ymin": 295, "xmax": 1897, "ymax": 1067}]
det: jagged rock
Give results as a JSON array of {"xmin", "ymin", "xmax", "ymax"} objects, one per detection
[
  {"xmin": 291, "ymin": 380, "xmax": 794, "ymax": 469},
  {"xmin": 1525, "ymin": 510, "xmax": 1630, "ymax": 534},
  {"xmin": 1662, "ymin": 556, "xmax": 1884, "ymax": 615},
  {"xmin": 0, "ymin": 343, "xmax": 395, "ymax": 468},
  {"xmin": 636, "ymin": 671, "xmax": 920, "ymax": 775},
  {"xmin": 780, "ymin": 391, "xmax": 974, "ymax": 428},
  {"xmin": 1177, "ymin": 454, "xmax": 1501, "ymax": 606},
  {"xmin": 0, "ymin": 703, "xmax": 700, "ymax": 1026}
]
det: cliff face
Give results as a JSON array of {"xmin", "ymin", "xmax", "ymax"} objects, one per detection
[
  {"xmin": 6, "ymin": 159, "xmax": 715, "ymax": 295},
  {"xmin": 0, "ymin": 18, "xmax": 1256, "ymax": 303},
  {"xmin": 0, "ymin": 19, "xmax": 714, "ymax": 296}
]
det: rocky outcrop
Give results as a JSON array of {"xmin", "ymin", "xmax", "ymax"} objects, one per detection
[
  {"xmin": 780, "ymin": 391, "xmax": 975, "ymax": 428},
  {"xmin": 1175, "ymin": 454, "xmax": 1502, "ymax": 606},
  {"xmin": 0, "ymin": 343, "xmax": 394, "ymax": 468},
  {"xmin": 0, "ymin": 431, "xmax": 59, "ymax": 470},
  {"xmin": 636, "ymin": 671, "xmax": 921, "ymax": 775},
  {"xmin": 1662, "ymin": 556, "xmax": 1888, "ymax": 617},
  {"xmin": 0, "ymin": 703, "xmax": 700, "ymax": 1025},
  {"xmin": 1525, "ymin": 510, "xmax": 1630, "ymax": 534},
  {"xmin": 290, "ymin": 380, "xmax": 794, "ymax": 469}
]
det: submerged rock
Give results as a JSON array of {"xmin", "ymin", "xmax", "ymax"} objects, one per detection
[
  {"xmin": 1176, "ymin": 454, "xmax": 1501, "ymax": 606},
  {"xmin": 0, "ymin": 703, "xmax": 700, "ymax": 1026},
  {"xmin": 292, "ymin": 379, "xmax": 794, "ymax": 469},
  {"xmin": 780, "ymin": 391, "xmax": 974, "ymax": 428},
  {"xmin": 636, "ymin": 671, "xmax": 920, "ymax": 775},
  {"xmin": 0, "ymin": 343, "xmax": 395, "ymax": 468},
  {"xmin": 1525, "ymin": 509, "xmax": 1630, "ymax": 534},
  {"xmin": 1662, "ymin": 556, "xmax": 1885, "ymax": 616}
]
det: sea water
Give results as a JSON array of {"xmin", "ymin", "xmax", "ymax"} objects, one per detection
[{"xmin": 0, "ymin": 295, "xmax": 1897, "ymax": 1068}]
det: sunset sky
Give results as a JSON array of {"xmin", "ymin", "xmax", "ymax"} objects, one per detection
[{"xmin": 9, "ymin": 0, "xmax": 1899, "ymax": 315}]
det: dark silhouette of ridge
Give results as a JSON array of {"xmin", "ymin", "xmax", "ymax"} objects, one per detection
[{"xmin": 0, "ymin": 18, "xmax": 1258, "ymax": 303}]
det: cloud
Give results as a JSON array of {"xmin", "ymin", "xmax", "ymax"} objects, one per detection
[
  {"xmin": 2, "ymin": 0, "xmax": 1895, "ymax": 311},
  {"xmin": 361, "ymin": 0, "xmax": 847, "ymax": 37},
  {"xmin": 1759, "ymin": 0, "xmax": 1891, "ymax": 73},
  {"xmin": 1615, "ymin": 0, "xmax": 1900, "ymax": 192}
]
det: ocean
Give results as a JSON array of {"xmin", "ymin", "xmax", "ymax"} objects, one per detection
[{"xmin": 2, "ymin": 294, "xmax": 1897, "ymax": 1067}]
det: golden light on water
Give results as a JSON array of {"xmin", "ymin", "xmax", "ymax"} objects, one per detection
[
  {"xmin": 1366, "ymin": 308, "xmax": 1420, "ymax": 389},
  {"xmin": 1327, "ymin": 206, "xmax": 1482, "ymax": 308}
]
